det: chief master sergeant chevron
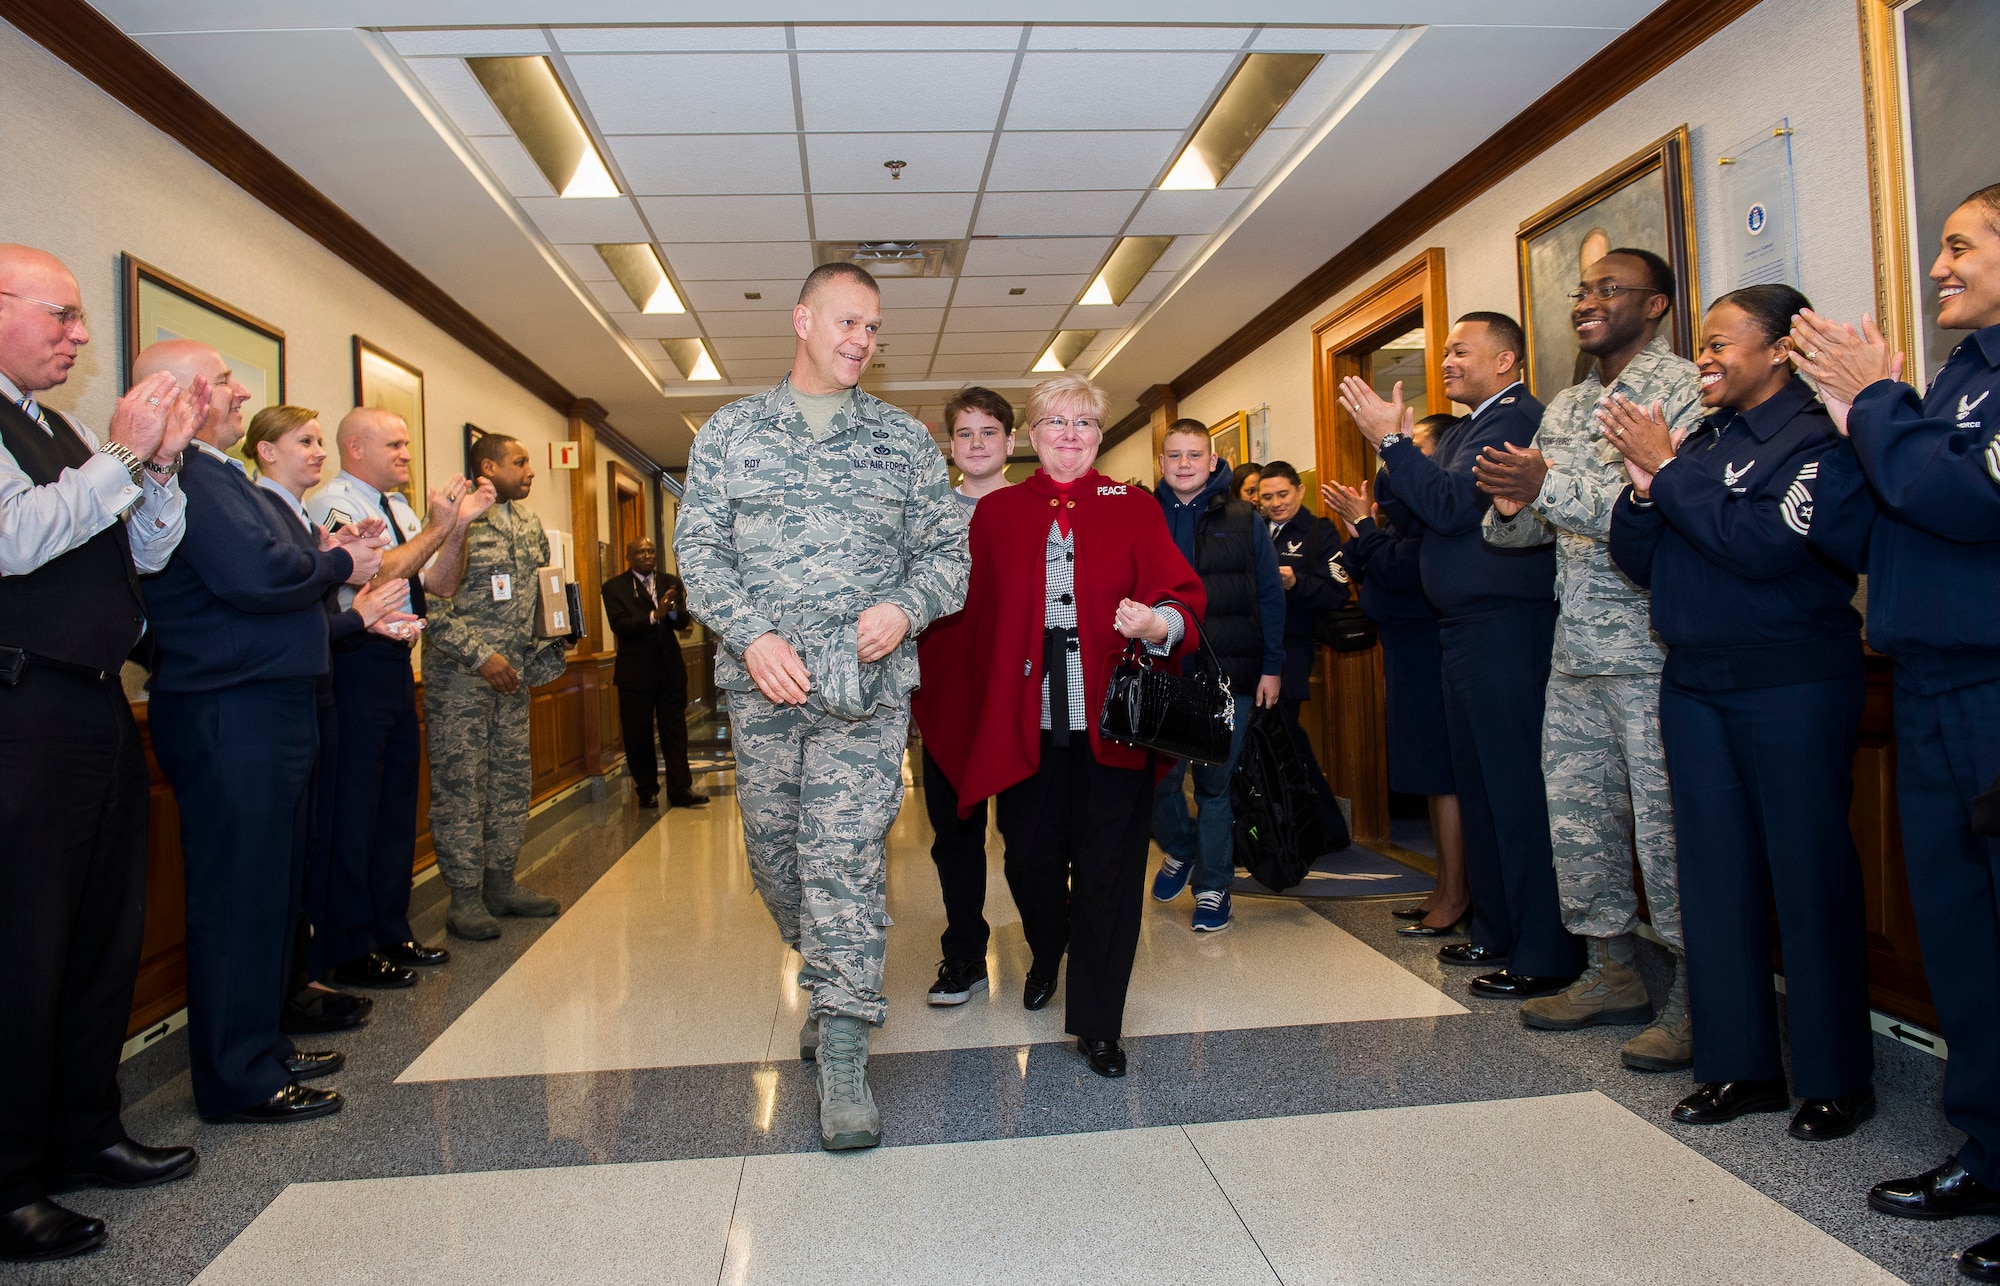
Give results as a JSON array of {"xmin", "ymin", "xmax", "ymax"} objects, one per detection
[{"xmin": 674, "ymin": 262, "xmax": 969, "ymax": 1154}]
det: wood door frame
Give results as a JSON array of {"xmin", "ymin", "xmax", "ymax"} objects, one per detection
[
  {"xmin": 607, "ymin": 459, "xmax": 646, "ymax": 568},
  {"xmin": 1309, "ymin": 248, "xmax": 1450, "ymax": 844}
]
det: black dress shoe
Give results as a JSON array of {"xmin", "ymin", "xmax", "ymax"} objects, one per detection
[
  {"xmin": 281, "ymin": 991, "xmax": 371, "ymax": 1034},
  {"xmin": 1672, "ymin": 1078, "xmax": 1791, "ymax": 1124},
  {"xmin": 1438, "ymin": 942, "xmax": 1507, "ymax": 967},
  {"xmin": 669, "ymin": 792, "xmax": 710, "ymax": 807},
  {"xmin": 1398, "ymin": 915, "xmax": 1469, "ymax": 938},
  {"xmin": 1962, "ymin": 1230, "xmax": 2000, "ymax": 1283},
  {"xmin": 1789, "ymin": 1089, "xmax": 1875, "ymax": 1141},
  {"xmin": 1869, "ymin": 1157, "xmax": 2000, "ymax": 1220},
  {"xmin": 46, "ymin": 1138, "xmax": 197, "ymax": 1192},
  {"xmin": 1391, "ymin": 905, "xmax": 1430, "ymax": 921},
  {"xmin": 1468, "ymin": 969, "xmax": 1577, "ymax": 999},
  {"xmin": 1077, "ymin": 1038, "xmax": 1127, "ymax": 1078},
  {"xmin": 329, "ymin": 953, "xmax": 416, "ymax": 990},
  {"xmin": 0, "ymin": 1199, "xmax": 105, "ymax": 1263},
  {"xmin": 636, "ymin": 792, "xmax": 659, "ymax": 808},
  {"xmin": 1023, "ymin": 968, "xmax": 1059, "ymax": 1011},
  {"xmin": 213, "ymin": 1081, "xmax": 343, "ymax": 1124},
  {"xmin": 377, "ymin": 939, "xmax": 449, "ymax": 968},
  {"xmin": 284, "ymin": 1050, "xmax": 345, "ymax": 1081}
]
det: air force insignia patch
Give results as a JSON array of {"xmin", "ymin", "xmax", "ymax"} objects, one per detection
[
  {"xmin": 1723, "ymin": 459, "xmax": 1756, "ymax": 488},
  {"xmin": 1285, "ymin": 540, "xmax": 1303, "ymax": 555},
  {"xmin": 1781, "ymin": 460, "xmax": 1818, "ymax": 536},
  {"xmin": 1960, "ymin": 390, "xmax": 1990, "ymax": 422}
]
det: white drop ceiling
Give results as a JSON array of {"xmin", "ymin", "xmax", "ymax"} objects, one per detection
[{"xmin": 87, "ymin": 1, "xmax": 1662, "ymax": 461}]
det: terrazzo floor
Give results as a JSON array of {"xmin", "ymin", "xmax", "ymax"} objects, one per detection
[{"xmin": 29, "ymin": 760, "xmax": 1993, "ymax": 1284}]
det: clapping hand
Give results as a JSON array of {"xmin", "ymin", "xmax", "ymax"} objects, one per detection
[
  {"xmin": 1790, "ymin": 309, "xmax": 1904, "ymax": 435},
  {"xmin": 1595, "ymin": 395, "xmax": 1682, "ymax": 495},
  {"xmin": 1337, "ymin": 376, "xmax": 1408, "ymax": 448},
  {"xmin": 425, "ymin": 475, "xmax": 470, "ymax": 530},
  {"xmin": 457, "ymin": 477, "xmax": 498, "ymax": 524},
  {"xmin": 1472, "ymin": 443, "xmax": 1549, "ymax": 510},
  {"xmin": 1319, "ymin": 478, "xmax": 1372, "ymax": 535}
]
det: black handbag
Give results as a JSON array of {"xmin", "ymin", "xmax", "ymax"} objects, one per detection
[{"xmin": 1098, "ymin": 600, "xmax": 1236, "ymax": 765}]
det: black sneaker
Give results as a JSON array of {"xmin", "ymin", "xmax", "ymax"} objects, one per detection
[{"xmin": 926, "ymin": 958, "xmax": 989, "ymax": 1007}]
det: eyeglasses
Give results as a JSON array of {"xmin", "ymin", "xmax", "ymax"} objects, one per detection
[
  {"xmin": 0, "ymin": 291, "xmax": 87, "ymax": 329},
  {"xmin": 1033, "ymin": 415, "xmax": 1100, "ymax": 434},
  {"xmin": 1566, "ymin": 283, "xmax": 1666, "ymax": 305}
]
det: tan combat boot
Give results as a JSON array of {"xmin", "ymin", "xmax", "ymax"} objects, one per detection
[
  {"xmin": 816, "ymin": 1016, "xmax": 881, "ymax": 1151},
  {"xmin": 1622, "ymin": 953, "xmax": 1693, "ymax": 1071},
  {"xmin": 1521, "ymin": 936, "xmax": 1653, "ymax": 1030}
]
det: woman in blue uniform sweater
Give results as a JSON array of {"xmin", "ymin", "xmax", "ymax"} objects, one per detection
[{"xmin": 1604, "ymin": 284, "xmax": 1875, "ymax": 1143}]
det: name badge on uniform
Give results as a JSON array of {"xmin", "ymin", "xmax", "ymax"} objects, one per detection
[{"xmin": 491, "ymin": 573, "xmax": 513, "ymax": 602}]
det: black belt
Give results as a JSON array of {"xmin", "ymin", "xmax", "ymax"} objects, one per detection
[
  {"xmin": 1043, "ymin": 626, "xmax": 1079, "ymax": 747},
  {"xmin": 0, "ymin": 645, "xmax": 118, "ymax": 686}
]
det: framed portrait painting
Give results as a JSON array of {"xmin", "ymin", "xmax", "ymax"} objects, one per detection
[
  {"xmin": 1208, "ymin": 410, "xmax": 1249, "ymax": 472},
  {"xmin": 352, "ymin": 336, "xmax": 426, "ymax": 502},
  {"xmin": 122, "ymin": 255, "xmax": 284, "ymax": 471},
  {"xmin": 1516, "ymin": 127, "xmax": 1699, "ymax": 400}
]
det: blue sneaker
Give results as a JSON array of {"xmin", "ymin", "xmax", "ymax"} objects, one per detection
[
  {"xmin": 1192, "ymin": 890, "xmax": 1232, "ymax": 933},
  {"xmin": 1151, "ymin": 855, "xmax": 1193, "ymax": 902}
]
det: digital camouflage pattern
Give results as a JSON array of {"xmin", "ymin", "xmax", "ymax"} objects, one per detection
[
  {"xmin": 423, "ymin": 500, "xmax": 555, "ymax": 890},
  {"xmin": 675, "ymin": 379, "xmax": 969, "ymax": 1024}
]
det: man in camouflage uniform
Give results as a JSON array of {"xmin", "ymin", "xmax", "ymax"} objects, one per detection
[
  {"xmin": 1474, "ymin": 249, "xmax": 1703, "ymax": 1070},
  {"xmin": 675, "ymin": 263, "xmax": 968, "ymax": 1152},
  {"xmin": 423, "ymin": 434, "xmax": 566, "ymax": 940}
]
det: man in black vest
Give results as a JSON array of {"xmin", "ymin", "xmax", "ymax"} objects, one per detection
[
  {"xmin": 0, "ymin": 244, "xmax": 204, "ymax": 1263},
  {"xmin": 602, "ymin": 536, "xmax": 707, "ymax": 809},
  {"xmin": 1150, "ymin": 421, "xmax": 1285, "ymax": 933}
]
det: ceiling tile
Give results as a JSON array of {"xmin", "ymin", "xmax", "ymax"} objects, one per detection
[
  {"xmin": 616, "ymin": 314, "xmax": 706, "ymax": 339},
  {"xmin": 1250, "ymin": 26, "xmax": 1398, "ymax": 53},
  {"xmin": 1220, "ymin": 128, "xmax": 1303, "ymax": 190},
  {"xmin": 584, "ymin": 280, "xmax": 632, "ymax": 315},
  {"xmin": 1004, "ymin": 52, "xmax": 1236, "ymax": 130},
  {"xmin": 805, "ymin": 133, "xmax": 990, "ymax": 194},
  {"xmin": 551, "ymin": 26, "xmax": 791, "ymax": 53},
  {"xmin": 877, "ymin": 307, "xmax": 946, "ymax": 337},
  {"xmin": 387, "ymin": 29, "xmax": 549, "ymax": 57},
  {"xmin": 470, "ymin": 134, "xmax": 554, "ymax": 199},
  {"xmin": 947, "ymin": 304, "xmax": 1069, "ymax": 332},
  {"xmin": 1271, "ymin": 53, "xmax": 1376, "ymax": 129},
  {"xmin": 937, "ymin": 329, "xmax": 1051, "ymax": 354},
  {"xmin": 606, "ymin": 134, "xmax": 804, "ymax": 196},
  {"xmin": 729, "ymin": 359, "xmax": 796, "ymax": 379},
  {"xmin": 408, "ymin": 57, "xmax": 510, "ymax": 136},
  {"xmin": 929, "ymin": 355, "xmax": 1034, "ymax": 376},
  {"xmin": 791, "ymin": 25, "xmax": 1025, "ymax": 50},
  {"xmin": 566, "ymin": 53, "xmax": 798, "ymax": 134},
  {"xmin": 1124, "ymin": 188, "xmax": 1244, "ymax": 237},
  {"xmin": 710, "ymin": 335, "xmax": 797, "ymax": 361},
  {"xmin": 974, "ymin": 190, "xmax": 1142, "ymax": 237},
  {"xmin": 514, "ymin": 196, "xmax": 649, "ymax": 243},
  {"xmin": 1153, "ymin": 237, "xmax": 1203, "ymax": 273},
  {"xmin": 796, "ymin": 52, "xmax": 1015, "ymax": 133},
  {"xmin": 683, "ymin": 279, "xmax": 820, "ymax": 312},
  {"xmin": 949, "ymin": 274, "xmax": 1088, "ymax": 307},
  {"xmin": 638, "ymin": 195, "xmax": 811, "ymax": 242},
  {"xmin": 876, "ymin": 279, "xmax": 956, "ymax": 308},
  {"xmin": 861, "ymin": 355, "xmax": 933, "ymax": 376},
  {"xmin": 554, "ymin": 243, "xmax": 615, "ymax": 282},
  {"xmin": 662, "ymin": 242, "xmax": 817, "ymax": 281},
  {"xmin": 811, "ymin": 193, "xmax": 976, "ymax": 241},
  {"xmin": 1026, "ymin": 26, "xmax": 1252, "ymax": 50},
  {"xmin": 703, "ymin": 310, "xmax": 799, "ymax": 338},
  {"xmin": 984, "ymin": 131, "xmax": 1181, "ymax": 192},
  {"xmin": 960, "ymin": 237, "xmax": 1113, "ymax": 277}
]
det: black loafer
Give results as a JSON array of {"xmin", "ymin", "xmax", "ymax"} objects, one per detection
[
  {"xmin": 669, "ymin": 792, "xmax": 710, "ymax": 807},
  {"xmin": 1870, "ymin": 1157, "xmax": 2000, "ymax": 1220},
  {"xmin": 1077, "ymin": 1038, "xmax": 1126, "ymax": 1078},
  {"xmin": 45, "ymin": 1138, "xmax": 197, "ymax": 1192},
  {"xmin": 1789, "ymin": 1089, "xmax": 1875, "ymax": 1141},
  {"xmin": 1468, "ymin": 969, "xmax": 1577, "ymax": 999},
  {"xmin": 213, "ymin": 1081, "xmax": 343, "ymax": 1124},
  {"xmin": 1438, "ymin": 942, "xmax": 1507, "ymax": 967},
  {"xmin": 329, "ymin": 953, "xmax": 416, "ymax": 990},
  {"xmin": 1391, "ymin": 906, "xmax": 1430, "ymax": 921},
  {"xmin": 1962, "ymin": 1230, "xmax": 2000, "ymax": 1282},
  {"xmin": 1023, "ymin": 968, "xmax": 1059, "ymax": 1011},
  {"xmin": 377, "ymin": 940, "xmax": 450, "ymax": 968},
  {"xmin": 1398, "ymin": 917, "xmax": 1468, "ymax": 938},
  {"xmin": 636, "ymin": 793, "xmax": 659, "ymax": 808},
  {"xmin": 281, "ymin": 990, "xmax": 372, "ymax": 1034},
  {"xmin": 0, "ymin": 1199, "xmax": 106, "ymax": 1263},
  {"xmin": 1672, "ymin": 1078, "xmax": 1790, "ymax": 1124},
  {"xmin": 284, "ymin": 1050, "xmax": 345, "ymax": 1081}
]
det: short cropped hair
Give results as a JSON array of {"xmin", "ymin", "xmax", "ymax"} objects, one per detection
[
  {"xmin": 1605, "ymin": 247, "xmax": 1677, "ymax": 306},
  {"xmin": 1959, "ymin": 182, "xmax": 2000, "ymax": 234},
  {"xmin": 943, "ymin": 385, "xmax": 1015, "ymax": 433},
  {"xmin": 1456, "ymin": 311, "xmax": 1526, "ymax": 361},
  {"xmin": 1024, "ymin": 373, "xmax": 1110, "ymax": 432},
  {"xmin": 1712, "ymin": 283, "xmax": 1812, "ymax": 346},
  {"xmin": 244, "ymin": 404, "xmax": 320, "ymax": 464},
  {"xmin": 1260, "ymin": 460, "xmax": 1303, "ymax": 488},
  {"xmin": 469, "ymin": 432, "xmax": 522, "ymax": 473},
  {"xmin": 1162, "ymin": 417, "xmax": 1210, "ymax": 446},
  {"xmin": 798, "ymin": 261, "xmax": 879, "ymax": 306}
]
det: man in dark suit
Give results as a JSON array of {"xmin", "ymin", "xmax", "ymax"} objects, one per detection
[{"xmin": 603, "ymin": 537, "xmax": 706, "ymax": 809}]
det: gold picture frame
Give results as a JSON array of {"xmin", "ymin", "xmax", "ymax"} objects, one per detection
[
  {"xmin": 122, "ymin": 256, "xmax": 285, "ymax": 473},
  {"xmin": 352, "ymin": 336, "xmax": 427, "ymax": 503},
  {"xmin": 1207, "ymin": 410, "xmax": 1249, "ymax": 472}
]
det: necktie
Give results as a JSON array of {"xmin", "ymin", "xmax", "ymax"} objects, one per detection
[
  {"xmin": 378, "ymin": 491, "xmax": 428, "ymax": 620},
  {"xmin": 15, "ymin": 393, "xmax": 50, "ymax": 433}
]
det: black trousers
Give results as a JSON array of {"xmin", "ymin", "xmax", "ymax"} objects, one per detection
[
  {"xmin": 328, "ymin": 645, "xmax": 420, "ymax": 961},
  {"xmin": 618, "ymin": 681, "xmax": 691, "ymax": 800},
  {"xmin": 151, "ymin": 679, "xmax": 318, "ymax": 1118},
  {"xmin": 299, "ymin": 696, "xmax": 341, "ymax": 983},
  {"xmin": 995, "ymin": 734, "xmax": 1153, "ymax": 1040},
  {"xmin": 920, "ymin": 746, "xmax": 990, "ymax": 962},
  {"xmin": 0, "ymin": 670, "xmax": 148, "ymax": 1210}
]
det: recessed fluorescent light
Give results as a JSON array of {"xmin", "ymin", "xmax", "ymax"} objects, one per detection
[
  {"xmin": 596, "ymin": 244, "xmax": 684, "ymax": 314},
  {"xmin": 1078, "ymin": 236, "xmax": 1175, "ymax": 308},
  {"xmin": 1033, "ymin": 330, "xmax": 1100, "ymax": 374},
  {"xmin": 1159, "ymin": 53, "xmax": 1323, "ymax": 191},
  {"xmin": 466, "ymin": 56, "xmax": 621, "ymax": 199},
  {"xmin": 661, "ymin": 339, "xmax": 721, "ymax": 381}
]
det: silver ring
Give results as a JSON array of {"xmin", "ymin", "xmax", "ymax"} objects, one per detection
[
  {"xmin": 1807, "ymin": 350, "xmax": 1820, "ymax": 362},
  {"xmin": 146, "ymin": 396, "xmax": 160, "ymax": 405},
  {"xmin": 1616, "ymin": 427, "xmax": 1626, "ymax": 437}
]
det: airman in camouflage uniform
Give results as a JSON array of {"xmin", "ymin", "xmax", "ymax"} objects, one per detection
[
  {"xmin": 675, "ymin": 264, "xmax": 969, "ymax": 1151},
  {"xmin": 423, "ymin": 434, "xmax": 566, "ymax": 940},
  {"xmin": 1483, "ymin": 332, "xmax": 1702, "ymax": 1064}
]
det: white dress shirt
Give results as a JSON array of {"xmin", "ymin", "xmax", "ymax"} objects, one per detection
[
  {"xmin": 0, "ymin": 372, "xmax": 186, "ymax": 576},
  {"xmin": 307, "ymin": 469, "xmax": 426, "ymax": 609}
]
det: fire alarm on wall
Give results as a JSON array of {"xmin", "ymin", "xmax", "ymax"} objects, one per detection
[{"xmin": 552, "ymin": 442, "xmax": 581, "ymax": 469}]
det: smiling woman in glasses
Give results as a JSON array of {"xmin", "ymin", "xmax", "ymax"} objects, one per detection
[{"xmin": 911, "ymin": 372, "xmax": 1204, "ymax": 1080}]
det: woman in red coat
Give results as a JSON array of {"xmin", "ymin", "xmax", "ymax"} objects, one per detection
[{"xmin": 915, "ymin": 373, "xmax": 1205, "ymax": 1078}]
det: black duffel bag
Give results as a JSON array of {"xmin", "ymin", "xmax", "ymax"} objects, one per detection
[
  {"xmin": 1230, "ymin": 705, "xmax": 1343, "ymax": 892},
  {"xmin": 1098, "ymin": 599, "xmax": 1235, "ymax": 765}
]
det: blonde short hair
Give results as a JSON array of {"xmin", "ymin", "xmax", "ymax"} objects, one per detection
[
  {"xmin": 1025, "ymin": 373, "xmax": 1110, "ymax": 434},
  {"xmin": 244, "ymin": 404, "xmax": 321, "ymax": 465}
]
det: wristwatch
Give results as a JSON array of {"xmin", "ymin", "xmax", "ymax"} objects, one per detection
[
  {"xmin": 1378, "ymin": 432, "xmax": 1407, "ymax": 450},
  {"xmin": 143, "ymin": 452, "xmax": 183, "ymax": 480},
  {"xmin": 97, "ymin": 441, "xmax": 144, "ymax": 483}
]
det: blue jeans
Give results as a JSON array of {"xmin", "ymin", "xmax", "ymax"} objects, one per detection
[{"xmin": 1151, "ymin": 693, "xmax": 1255, "ymax": 893}]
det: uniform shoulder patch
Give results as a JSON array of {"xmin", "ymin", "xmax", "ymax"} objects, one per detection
[
  {"xmin": 1781, "ymin": 461, "xmax": 1817, "ymax": 537},
  {"xmin": 1499, "ymin": 396, "xmax": 1517, "ymax": 405},
  {"xmin": 1329, "ymin": 555, "xmax": 1350, "ymax": 584},
  {"xmin": 1985, "ymin": 432, "xmax": 2000, "ymax": 486}
]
